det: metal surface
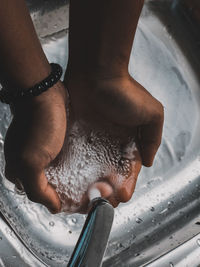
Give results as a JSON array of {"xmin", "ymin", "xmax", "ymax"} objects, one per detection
[
  {"xmin": 27, "ymin": 0, "xmax": 69, "ymax": 38},
  {"xmin": 68, "ymin": 198, "xmax": 114, "ymax": 267},
  {"xmin": 145, "ymin": 232, "xmax": 200, "ymax": 267},
  {"xmin": 0, "ymin": 0, "xmax": 200, "ymax": 266},
  {"xmin": 0, "ymin": 214, "xmax": 43, "ymax": 267}
]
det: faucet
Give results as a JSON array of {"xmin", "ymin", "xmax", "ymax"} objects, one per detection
[{"xmin": 67, "ymin": 198, "xmax": 114, "ymax": 267}]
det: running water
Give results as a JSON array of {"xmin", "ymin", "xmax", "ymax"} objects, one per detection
[{"xmin": 45, "ymin": 120, "xmax": 137, "ymax": 213}]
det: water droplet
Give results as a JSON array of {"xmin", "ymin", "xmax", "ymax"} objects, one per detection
[
  {"xmin": 169, "ymin": 262, "xmax": 174, "ymax": 267},
  {"xmin": 85, "ymin": 152, "xmax": 91, "ymax": 159},
  {"xmin": 67, "ymin": 218, "xmax": 77, "ymax": 226},
  {"xmin": 131, "ymin": 234, "xmax": 136, "ymax": 240},
  {"xmin": 159, "ymin": 208, "xmax": 168, "ymax": 214},
  {"xmin": 69, "ymin": 230, "xmax": 72, "ymax": 234},
  {"xmin": 150, "ymin": 207, "xmax": 155, "ymax": 211},
  {"xmin": 0, "ymin": 236, "xmax": 2, "ymax": 240},
  {"xmin": 167, "ymin": 201, "xmax": 174, "ymax": 208},
  {"xmin": 152, "ymin": 218, "xmax": 156, "ymax": 224},
  {"xmin": 196, "ymin": 239, "xmax": 200, "ymax": 246},
  {"xmin": 136, "ymin": 217, "xmax": 143, "ymax": 224},
  {"xmin": 134, "ymin": 252, "xmax": 140, "ymax": 257},
  {"xmin": 49, "ymin": 221, "xmax": 55, "ymax": 227},
  {"xmin": 72, "ymin": 218, "xmax": 77, "ymax": 224}
]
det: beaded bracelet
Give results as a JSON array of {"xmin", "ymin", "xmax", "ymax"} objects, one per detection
[{"xmin": 0, "ymin": 63, "xmax": 63, "ymax": 104}]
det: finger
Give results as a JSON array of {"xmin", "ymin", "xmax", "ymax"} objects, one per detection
[
  {"xmin": 5, "ymin": 162, "xmax": 61, "ymax": 213},
  {"xmin": 139, "ymin": 107, "xmax": 164, "ymax": 167},
  {"xmin": 117, "ymin": 149, "xmax": 142, "ymax": 202},
  {"xmin": 21, "ymin": 171, "xmax": 61, "ymax": 214},
  {"xmin": 5, "ymin": 148, "xmax": 62, "ymax": 213},
  {"xmin": 107, "ymin": 195, "xmax": 120, "ymax": 208}
]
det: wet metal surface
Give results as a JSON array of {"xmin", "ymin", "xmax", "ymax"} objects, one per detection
[
  {"xmin": 27, "ymin": 0, "xmax": 69, "ymax": 38},
  {"xmin": 1, "ymin": 0, "xmax": 200, "ymax": 266},
  {"xmin": 145, "ymin": 232, "xmax": 200, "ymax": 267}
]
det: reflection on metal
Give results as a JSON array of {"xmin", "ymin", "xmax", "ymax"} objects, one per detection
[
  {"xmin": 0, "ymin": 0, "xmax": 200, "ymax": 266},
  {"xmin": 68, "ymin": 198, "xmax": 114, "ymax": 267},
  {"xmin": 0, "ymin": 214, "xmax": 44, "ymax": 266},
  {"xmin": 145, "ymin": 232, "xmax": 200, "ymax": 267}
]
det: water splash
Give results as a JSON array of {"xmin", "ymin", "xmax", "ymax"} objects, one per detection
[{"xmin": 45, "ymin": 121, "xmax": 137, "ymax": 213}]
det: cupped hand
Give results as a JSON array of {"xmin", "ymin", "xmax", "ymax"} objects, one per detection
[
  {"xmin": 64, "ymin": 74, "xmax": 164, "ymax": 209},
  {"xmin": 4, "ymin": 81, "xmax": 67, "ymax": 213}
]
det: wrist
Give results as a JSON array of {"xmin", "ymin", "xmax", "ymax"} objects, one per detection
[
  {"xmin": 0, "ymin": 63, "xmax": 63, "ymax": 105},
  {"xmin": 11, "ymin": 81, "xmax": 67, "ymax": 113},
  {"xmin": 1, "ymin": 62, "xmax": 51, "ymax": 92},
  {"xmin": 65, "ymin": 65, "xmax": 130, "ymax": 87}
]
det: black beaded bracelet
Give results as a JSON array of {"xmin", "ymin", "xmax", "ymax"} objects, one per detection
[{"xmin": 0, "ymin": 63, "xmax": 63, "ymax": 104}]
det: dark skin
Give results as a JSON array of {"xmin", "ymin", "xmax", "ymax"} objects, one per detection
[
  {"xmin": 0, "ymin": 0, "xmax": 66, "ymax": 213},
  {"xmin": 1, "ymin": 0, "xmax": 164, "ymax": 213}
]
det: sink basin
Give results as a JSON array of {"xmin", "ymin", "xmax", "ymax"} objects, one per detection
[{"xmin": 0, "ymin": 0, "xmax": 200, "ymax": 266}]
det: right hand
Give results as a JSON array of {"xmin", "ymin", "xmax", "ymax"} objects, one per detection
[
  {"xmin": 64, "ymin": 74, "xmax": 164, "ymax": 210},
  {"xmin": 65, "ymin": 75, "xmax": 164, "ymax": 167}
]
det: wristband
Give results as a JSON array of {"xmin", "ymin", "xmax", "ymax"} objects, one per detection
[{"xmin": 0, "ymin": 63, "xmax": 62, "ymax": 104}]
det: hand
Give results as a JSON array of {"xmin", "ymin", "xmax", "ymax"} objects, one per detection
[
  {"xmin": 4, "ymin": 81, "xmax": 67, "ymax": 213},
  {"xmin": 64, "ymin": 74, "xmax": 164, "ymax": 209}
]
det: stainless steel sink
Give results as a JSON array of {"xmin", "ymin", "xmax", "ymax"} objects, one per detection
[{"xmin": 1, "ymin": 0, "xmax": 200, "ymax": 266}]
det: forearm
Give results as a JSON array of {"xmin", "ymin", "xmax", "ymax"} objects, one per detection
[
  {"xmin": 67, "ymin": 0, "xmax": 144, "ymax": 79},
  {"xmin": 0, "ymin": 0, "xmax": 50, "ymax": 91}
]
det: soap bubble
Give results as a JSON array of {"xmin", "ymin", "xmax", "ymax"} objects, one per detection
[{"xmin": 45, "ymin": 121, "xmax": 137, "ymax": 213}]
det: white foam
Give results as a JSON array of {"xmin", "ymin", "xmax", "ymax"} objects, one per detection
[
  {"xmin": 45, "ymin": 121, "xmax": 137, "ymax": 213},
  {"xmin": 88, "ymin": 188, "xmax": 101, "ymax": 201}
]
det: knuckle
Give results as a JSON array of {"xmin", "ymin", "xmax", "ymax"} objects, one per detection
[
  {"xmin": 156, "ymin": 101, "xmax": 164, "ymax": 121},
  {"xmin": 151, "ymin": 99, "xmax": 164, "ymax": 124},
  {"xmin": 108, "ymin": 195, "xmax": 120, "ymax": 208},
  {"xmin": 16, "ymin": 149, "xmax": 50, "ymax": 174},
  {"xmin": 113, "ymin": 202, "xmax": 119, "ymax": 208},
  {"xmin": 118, "ymin": 186, "xmax": 133, "ymax": 203},
  {"xmin": 25, "ymin": 186, "xmax": 45, "ymax": 203},
  {"xmin": 27, "ymin": 194, "xmax": 36, "ymax": 203},
  {"xmin": 157, "ymin": 136, "xmax": 162, "ymax": 147},
  {"xmin": 110, "ymin": 200, "xmax": 119, "ymax": 208},
  {"xmin": 26, "ymin": 191, "xmax": 38, "ymax": 202},
  {"xmin": 121, "ymin": 192, "xmax": 132, "ymax": 202}
]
